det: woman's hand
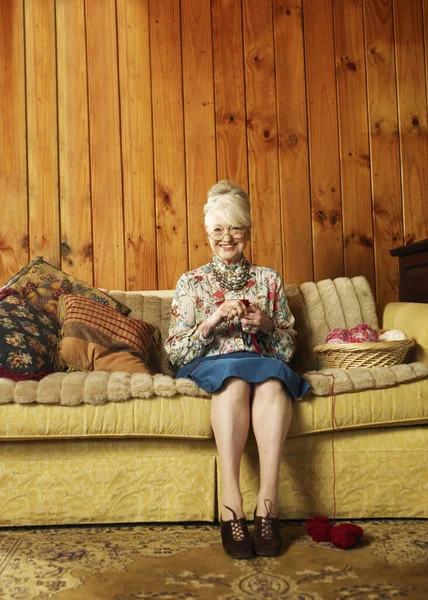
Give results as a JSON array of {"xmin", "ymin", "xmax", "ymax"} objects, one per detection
[
  {"xmin": 240, "ymin": 304, "xmax": 274, "ymax": 335},
  {"xmin": 198, "ymin": 299, "xmax": 249, "ymax": 338},
  {"xmin": 210, "ymin": 299, "xmax": 249, "ymax": 328}
]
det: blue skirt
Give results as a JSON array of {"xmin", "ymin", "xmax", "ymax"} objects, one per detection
[{"xmin": 176, "ymin": 351, "xmax": 311, "ymax": 399}]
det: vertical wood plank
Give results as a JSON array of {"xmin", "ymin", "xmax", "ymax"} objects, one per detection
[
  {"xmin": 117, "ymin": 0, "xmax": 157, "ymax": 290},
  {"xmin": 273, "ymin": 0, "xmax": 312, "ymax": 284},
  {"xmin": 364, "ymin": 0, "xmax": 403, "ymax": 304},
  {"xmin": 0, "ymin": 0, "xmax": 28, "ymax": 282},
  {"xmin": 25, "ymin": 0, "xmax": 60, "ymax": 265},
  {"xmin": 303, "ymin": 0, "xmax": 343, "ymax": 281},
  {"xmin": 334, "ymin": 0, "xmax": 375, "ymax": 291},
  {"xmin": 394, "ymin": 0, "xmax": 428, "ymax": 245},
  {"xmin": 212, "ymin": 0, "xmax": 248, "ymax": 190},
  {"xmin": 243, "ymin": 0, "xmax": 282, "ymax": 273},
  {"xmin": 424, "ymin": 0, "xmax": 428, "ymax": 107},
  {"xmin": 150, "ymin": 0, "xmax": 188, "ymax": 289},
  {"xmin": 56, "ymin": 0, "xmax": 93, "ymax": 284},
  {"xmin": 85, "ymin": 0, "xmax": 125, "ymax": 290},
  {"xmin": 182, "ymin": 0, "xmax": 217, "ymax": 270}
]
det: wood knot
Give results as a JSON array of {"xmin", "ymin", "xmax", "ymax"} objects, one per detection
[
  {"xmin": 263, "ymin": 130, "xmax": 270, "ymax": 139},
  {"xmin": 330, "ymin": 212, "xmax": 339, "ymax": 226},
  {"xmin": 22, "ymin": 235, "xmax": 29, "ymax": 250},
  {"xmin": 359, "ymin": 234, "xmax": 374, "ymax": 248},
  {"xmin": 412, "ymin": 117, "xmax": 419, "ymax": 127},
  {"xmin": 347, "ymin": 61, "xmax": 357, "ymax": 71},
  {"xmin": 83, "ymin": 244, "xmax": 93, "ymax": 259},
  {"xmin": 61, "ymin": 241, "xmax": 70, "ymax": 258},
  {"xmin": 288, "ymin": 133, "xmax": 298, "ymax": 145},
  {"xmin": 315, "ymin": 210, "xmax": 325, "ymax": 224},
  {"xmin": 254, "ymin": 56, "xmax": 259, "ymax": 62},
  {"xmin": 286, "ymin": 8, "xmax": 291, "ymax": 15},
  {"xmin": 229, "ymin": 115, "xmax": 235, "ymax": 122}
]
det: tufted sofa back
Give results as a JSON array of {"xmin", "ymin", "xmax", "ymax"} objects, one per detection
[{"xmin": 110, "ymin": 276, "xmax": 379, "ymax": 375}]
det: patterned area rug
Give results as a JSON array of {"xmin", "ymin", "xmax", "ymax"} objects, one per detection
[{"xmin": 0, "ymin": 520, "xmax": 427, "ymax": 599}]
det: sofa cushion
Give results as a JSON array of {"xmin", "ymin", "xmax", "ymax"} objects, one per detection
[
  {"xmin": 0, "ymin": 371, "xmax": 210, "ymax": 406},
  {"xmin": 109, "ymin": 291, "xmax": 174, "ymax": 375},
  {"xmin": 0, "ymin": 294, "xmax": 59, "ymax": 381},
  {"xmin": 0, "ymin": 392, "xmax": 213, "ymax": 440},
  {"xmin": 3, "ymin": 256, "xmax": 130, "ymax": 317},
  {"xmin": 57, "ymin": 295, "xmax": 159, "ymax": 374},
  {"xmin": 0, "ymin": 376, "xmax": 427, "ymax": 441}
]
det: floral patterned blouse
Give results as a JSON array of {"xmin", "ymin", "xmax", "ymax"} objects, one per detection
[{"xmin": 165, "ymin": 255, "xmax": 297, "ymax": 370}]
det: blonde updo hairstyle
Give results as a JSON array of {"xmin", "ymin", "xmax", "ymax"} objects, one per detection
[{"xmin": 204, "ymin": 180, "xmax": 251, "ymax": 229}]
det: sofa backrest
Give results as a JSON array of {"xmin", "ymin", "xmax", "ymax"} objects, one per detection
[
  {"xmin": 284, "ymin": 276, "xmax": 378, "ymax": 372},
  {"xmin": 110, "ymin": 276, "xmax": 378, "ymax": 374}
]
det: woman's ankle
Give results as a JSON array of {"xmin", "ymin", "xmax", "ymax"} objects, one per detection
[
  {"xmin": 255, "ymin": 494, "xmax": 278, "ymax": 517},
  {"xmin": 221, "ymin": 496, "xmax": 244, "ymax": 520}
]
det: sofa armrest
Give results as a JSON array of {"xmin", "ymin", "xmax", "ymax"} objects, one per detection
[{"xmin": 379, "ymin": 302, "xmax": 428, "ymax": 364}]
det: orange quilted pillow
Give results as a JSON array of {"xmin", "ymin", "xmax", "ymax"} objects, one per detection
[{"xmin": 57, "ymin": 295, "xmax": 159, "ymax": 373}]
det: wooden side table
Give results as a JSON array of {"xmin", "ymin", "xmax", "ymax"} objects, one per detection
[{"xmin": 390, "ymin": 238, "xmax": 428, "ymax": 303}]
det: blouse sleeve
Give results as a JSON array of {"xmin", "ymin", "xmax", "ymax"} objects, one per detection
[
  {"xmin": 259, "ymin": 272, "xmax": 297, "ymax": 364},
  {"xmin": 165, "ymin": 273, "xmax": 214, "ymax": 369}
]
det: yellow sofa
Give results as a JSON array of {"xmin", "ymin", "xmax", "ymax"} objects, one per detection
[{"xmin": 0, "ymin": 277, "xmax": 427, "ymax": 527}]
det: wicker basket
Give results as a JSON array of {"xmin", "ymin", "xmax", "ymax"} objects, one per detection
[{"xmin": 313, "ymin": 339, "xmax": 414, "ymax": 369}]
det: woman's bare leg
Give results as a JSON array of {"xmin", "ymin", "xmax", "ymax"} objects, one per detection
[
  {"xmin": 210, "ymin": 377, "xmax": 251, "ymax": 520},
  {"xmin": 251, "ymin": 379, "xmax": 292, "ymax": 516}
]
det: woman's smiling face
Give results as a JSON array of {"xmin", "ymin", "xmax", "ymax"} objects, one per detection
[{"xmin": 205, "ymin": 214, "xmax": 249, "ymax": 265}]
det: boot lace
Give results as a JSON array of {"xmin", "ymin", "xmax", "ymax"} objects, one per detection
[
  {"xmin": 259, "ymin": 499, "xmax": 278, "ymax": 539},
  {"xmin": 223, "ymin": 505, "xmax": 245, "ymax": 541}
]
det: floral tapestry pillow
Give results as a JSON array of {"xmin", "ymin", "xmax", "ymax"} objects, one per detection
[
  {"xmin": 2, "ymin": 256, "xmax": 130, "ymax": 317},
  {"xmin": 0, "ymin": 292, "xmax": 59, "ymax": 381},
  {"xmin": 57, "ymin": 295, "xmax": 160, "ymax": 373}
]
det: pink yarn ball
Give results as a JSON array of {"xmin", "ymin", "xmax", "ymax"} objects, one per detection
[
  {"xmin": 325, "ymin": 328, "xmax": 349, "ymax": 344},
  {"xmin": 347, "ymin": 324, "xmax": 379, "ymax": 343}
]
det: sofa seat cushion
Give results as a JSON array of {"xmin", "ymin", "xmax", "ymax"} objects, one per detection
[
  {"xmin": 289, "ymin": 376, "xmax": 428, "ymax": 438},
  {"xmin": 0, "ymin": 395, "xmax": 212, "ymax": 441},
  {"xmin": 0, "ymin": 377, "xmax": 427, "ymax": 441}
]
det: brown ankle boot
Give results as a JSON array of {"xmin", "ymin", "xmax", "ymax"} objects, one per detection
[
  {"xmin": 220, "ymin": 505, "xmax": 254, "ymax": 559},
  {"xmin": 254, "ymin": 499, "xmax": 282, "ymax": 557}
]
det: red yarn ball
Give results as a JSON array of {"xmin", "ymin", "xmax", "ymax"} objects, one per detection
[
  {"xmin": 305, "ymin": 516, "xmax": 332, "ymax": 542},
  {"xmin": 347, "ymin": 323, "xmax": 379, "ymax": 343},
  {"xmin": 330, "ymin": 523, "xmax": 364, "ymax": 549},
  {"xmin": 325, "ymin": 328, "xmax": 349, "ymax": 344}
]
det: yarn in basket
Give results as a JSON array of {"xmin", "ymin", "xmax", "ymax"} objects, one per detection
[{"xmin": 347, "ymin": 324, "xmax": 379, "ymax": 343}]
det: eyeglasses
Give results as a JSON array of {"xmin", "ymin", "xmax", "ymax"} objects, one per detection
[{"xmin": 207, "ymin": 226, "xmax": 247, "ymax": 241}]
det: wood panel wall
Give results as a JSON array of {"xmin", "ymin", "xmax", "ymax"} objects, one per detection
[{"xmin": 1, "ymin": 0, "xmax": 428, "ymax": 304}]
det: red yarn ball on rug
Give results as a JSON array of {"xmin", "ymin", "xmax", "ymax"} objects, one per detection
[
  {"xmin": 305, "ymin": 516, "xmax": 332, "ymax": 542},
  {"xmin": 329, "ymin": 523, "xmax": 364, "ymax": 549},
  {"xmin": 305, "ymin": 517, "xmax": 364, "ymax": 549}
]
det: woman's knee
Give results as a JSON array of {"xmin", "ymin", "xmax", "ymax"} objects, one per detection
[
  {"xmin": 253, "ymin": 378, "xmax": 288, "ymax": 399},
  {"xmin": 213, "ymin": 377, "xmax": 251, "ymax": 400}
]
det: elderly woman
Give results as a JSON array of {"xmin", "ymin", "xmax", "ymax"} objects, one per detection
[{"xmin": 165, "ymin": 180, "xmax": 310, "ymax": 559}]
